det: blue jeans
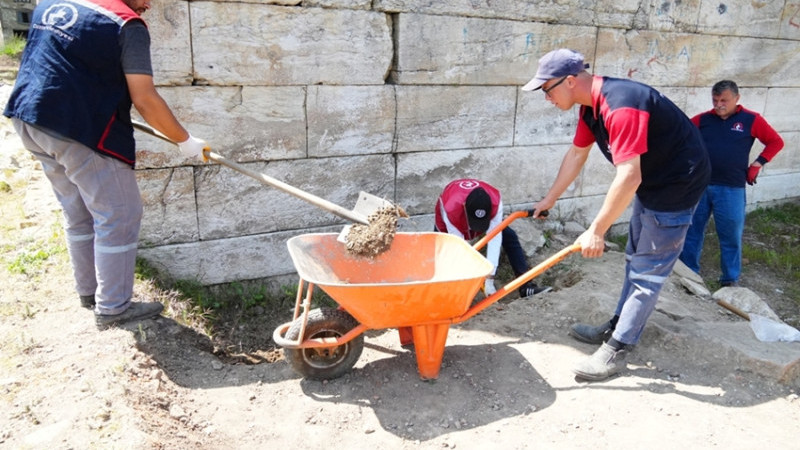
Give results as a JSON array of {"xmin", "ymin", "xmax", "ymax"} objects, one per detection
[
  {"xmin": 612, "ymin": 197, "xmax": 695, "ymax": 345},
  {"xmin": 679, "ymin": 185, "xmax": 746, "ymax": 285}
]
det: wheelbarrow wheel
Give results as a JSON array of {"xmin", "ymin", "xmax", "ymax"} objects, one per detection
[{"xmin": 283, "ymin": 307, "xmax": 364, "ymax": 380}]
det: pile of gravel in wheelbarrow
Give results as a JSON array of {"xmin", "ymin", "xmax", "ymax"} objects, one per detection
[{"xmin": 344, "ymin": 206, "xmax": 405, "ymax": 257}]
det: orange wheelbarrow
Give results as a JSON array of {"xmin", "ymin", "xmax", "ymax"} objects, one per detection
[{"xmin": 272, "ymin": 210, "xmax": 580, "ymax": 380}]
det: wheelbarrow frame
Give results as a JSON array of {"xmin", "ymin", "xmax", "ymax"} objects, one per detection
[{"xmin": 272, "ymin": 210, "xmax": 580, "ymax": 380}]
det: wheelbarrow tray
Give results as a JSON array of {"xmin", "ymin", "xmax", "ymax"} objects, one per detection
[{"xmin": 286, "ymin": 232, "xmax": 494, "ymax": 329}]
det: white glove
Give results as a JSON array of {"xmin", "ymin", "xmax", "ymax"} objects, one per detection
[
  {"xmin": 483, "ymin": 278, "xmax": 497, "ymax": 295},
  {"xmin": 178, "ymin": 135, "xmax": 209, "ymax": 162}
]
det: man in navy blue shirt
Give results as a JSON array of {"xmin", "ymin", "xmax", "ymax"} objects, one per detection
[
  {"xmin": 5, "ymin": 0, "xmax": 210, "ymax": 329},
  {"xmin": 523, "ymin": 49, "xmax": 710, "ymax": 381},
  {"xmin": 679, "ymin": 80, "xmax": 784, "ymax": 287}
]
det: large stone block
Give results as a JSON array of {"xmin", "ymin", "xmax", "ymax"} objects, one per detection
[
  {"xmin": 647, "ymin": 0, "xmax": 701, "ymax": 33},
  {"xmin": 134, "ymin": 86, "xmax": 307, "ymax": 169},
  {"xmin": 515, "ymin": 91, "xmax": 580, "ymax": 146},
  {"xmin": 195, "ymin": 154, "xmax": 395, "ymax": 240},
  {"xmin": 147, "ymin": 1, "xmax": 192, "ymax": 85},
  {"xmin": 190, "ymin": 4, "xmax": 392, "ymax": 85},
  {"xmin": 696, "ymin": 0, "xmax": 784, "ymax": 39},
  {"xmin": 541, "ymin": 193, "xmax": 631, "ymax": 229},
  {"xmin": 747, "ymin": 172, "xmax": 800, "ymax": 206},
  {"xmin": 761, "ymin": 131, "xmax": 798, "ymax": 174},
  {"xmin": 395, "ymin": 86, "xmax": 516, "ymax": 152},
  {"xmin": 137, "ymin": 227, "xmax": 333, "ymax": 285},
  {"xmin": 684, "ymin": 85, "xmax": 712, "ymax": 116},
  {"xmin": 209, "ymin": 0, "xmax": 301, "ymax": 4},
  {"xmin": 594, "ymin": 0, "xmax": 648, "ymax": 29},
  {"xmin": 657, "ymin": 86, "xmax": 691, "ymax": 113},
  {"xmin": 304, "ymin": 0, "xmax": 371, "ymax": 8},
  {"xmin": 595, "ymin": 29, "xmax": 800, "ymax": 88},
  {"xmin": 307, "ymin": 86, "xmax": 396, "ymax": 157},
  {"xmin": 391, "ymin": 13, "xmax": 596, "ymax": 85},
  {"xmin": 375, "ymin": 0, "xmax": 595, "ymax": 25},
  {"xmin": 779, "ymin": 3, "xmax": 800, "ymax": 40},
  {"xmin": 137, "ymin": 167, "xmax": 198, "ymax": 247},
  {"xmin": 395, "ymin": 146, "xmax": 567, "ymax": 216},
  {"xmin": 577, "ymin": 146, "xmax": 617, "ymax": 198},
  {"xmin": 763, "ymin": 88, "xmax": 800, "ymax": 132}
]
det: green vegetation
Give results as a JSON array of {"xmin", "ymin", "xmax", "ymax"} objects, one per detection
[
  {"xmin": 740, "ymin": 202, "xmax": 800, "ymax": 287},
  {"xmin": 6, "ymin": 219, "xmax": 67, "ymax": 277},
  {"xmin": 2, "ymin": 35, "xmax": 26, "ymax": 58},
  {"xmin": 607, "ymin": 199, "xmax": 800, "ymax": 305}
]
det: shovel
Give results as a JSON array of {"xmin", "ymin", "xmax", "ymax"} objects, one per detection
[
  {"xmin": 131, "ymin": 120, "xmax": 395, "ymax": 227},
  {"xmin": 717, "ymin": 300, "xmax": 800, "ymax": 342}
]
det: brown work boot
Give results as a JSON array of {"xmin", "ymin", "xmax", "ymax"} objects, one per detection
[{"xmin": 573, "ymin": 342, "xmax": 628, "ymax": 381}]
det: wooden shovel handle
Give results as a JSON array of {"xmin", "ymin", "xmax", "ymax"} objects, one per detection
[
  {"xmin": 716, "ymin": 300, "xmax": 750, "ymax": 321},
  {"xmin": 131, "ymin": 120, "xmax": 369, "ymax": 225},
  {"xmin": 205, "ymin": 151, "xmax": 368, "ymax": 225}
]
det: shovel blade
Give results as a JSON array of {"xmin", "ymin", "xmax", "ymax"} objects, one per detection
[
  {"xmin": 353, "ymin": 191, "xmax": 396, "ymax": 217},
  {"xmin": 337, "ymin": 191, "xmax": 398, "ymax": 243}
]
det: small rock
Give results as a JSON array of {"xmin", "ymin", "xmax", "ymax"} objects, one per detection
[{"xmin": 169, "ymin": 404, "xmax": 186, "ymax": 420}]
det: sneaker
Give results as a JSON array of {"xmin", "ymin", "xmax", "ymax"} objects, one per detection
[
  {"xmin": 569, "ymin": 320, "xmax": 613, "ymax": 345},
  {"xmin": 519, "ymin": 284, "xmax": 553, "ymax": 298},
  {"xmin": 95, "ymin": 301, "xmax": 164, "ymax": 329},
  {"xmin": 573, "ymin": 342, "xmax": 628, "ymax": 381},
  {"xmin": 79, "ymin": 295, "xmax": 96, "ymax": 309},
  {"xmin": 720, "ymin": 281, "xmax": 739, "ymax": 287}
]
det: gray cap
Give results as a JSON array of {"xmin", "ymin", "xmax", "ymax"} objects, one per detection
[{"xmin": 521, "ymin": 49, "xmax": 589, "ymax": 91}]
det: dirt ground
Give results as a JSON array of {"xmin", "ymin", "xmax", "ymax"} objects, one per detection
[{"xmin": 2, "ymin": 67, "xmax": 800, "ymax": 449}]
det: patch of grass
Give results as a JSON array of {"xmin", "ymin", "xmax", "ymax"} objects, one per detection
[
  {"xmin": 6, "ymin": 224, "xmax": 67, "ymax": 277},
  {"xmin": 2, "ymin": 35, "xmax": 26, "ymax": 58},
  {"xmin": 134, "ymin": 258, "xmax": 215, "ymax": 334},
  {"xmin": 741, "ymin": 203, "xmax": 800, "ymax": 281}
]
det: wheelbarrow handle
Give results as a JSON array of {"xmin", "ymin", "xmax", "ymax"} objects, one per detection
[
  {"xmin": 455, "ymin": 243, "xmax": 581, "ymax": 324},
  {"xmin": 472, "ymin": 209, "xmax": 548, "ymax": 252},
  {"xmin": 131, "ymin": 119, "xmax": 369, "ymax": 225}
]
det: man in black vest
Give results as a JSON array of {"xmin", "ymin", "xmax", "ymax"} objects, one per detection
[{"xmin": 523, "ymin": 49, "xmax": 710, "ymax": 381}]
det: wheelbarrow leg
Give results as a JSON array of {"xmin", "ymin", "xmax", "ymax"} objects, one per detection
[
  {"xmin": 411, "ymin": 324, "xmax": 451, "ymax": 380},
  {"xmin": 398, "ymin": 326, "xmax": 413, "ymax": 347}
]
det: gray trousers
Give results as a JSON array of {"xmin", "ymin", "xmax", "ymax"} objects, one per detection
[{"xmin": 13, "ymin": 119, "xmax": 142, "ymax": 315}]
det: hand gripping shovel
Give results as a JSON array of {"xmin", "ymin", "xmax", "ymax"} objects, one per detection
[{"xmin": 131, "ymin": 120, "xmax": 396, "ymax": 229}]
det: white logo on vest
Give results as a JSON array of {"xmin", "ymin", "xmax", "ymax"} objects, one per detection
[{"xmin": 43, "ymin": 3, "xmax": 79, "ymax": 30}]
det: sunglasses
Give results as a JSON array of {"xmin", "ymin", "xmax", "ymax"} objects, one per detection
[{"xmin": 542, "ymin": 75, "xmax": 569, "ymax": 96}]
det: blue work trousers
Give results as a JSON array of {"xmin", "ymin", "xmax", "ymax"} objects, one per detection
[
  {"xmin": 612, "ymin": 197, "xmax": 695, "ymax": 345},
  {"xmin": 679, "ymin": 185, "xmax": 746, "ymax": 285}
]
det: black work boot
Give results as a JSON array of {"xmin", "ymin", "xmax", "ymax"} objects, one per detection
[
  {"xmin": 569, "ymin": 320, "xmax": 613, "ymax": 345},
  {"xmin": 79, "ymin": 295, "xmax": 96, "ymax": 309}
]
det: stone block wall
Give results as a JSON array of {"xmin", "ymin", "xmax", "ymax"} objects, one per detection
[{"xmin": 135, "ymin": 0, "xmax": 800, "ymax": 286}]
